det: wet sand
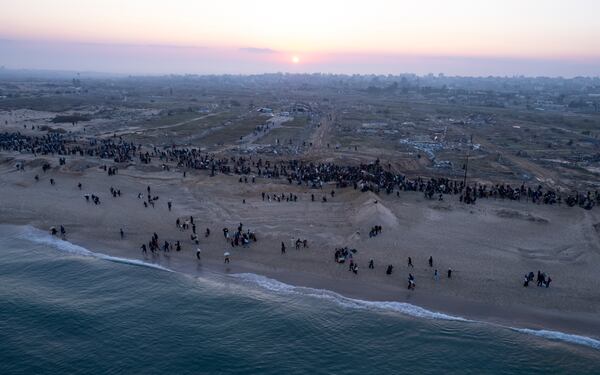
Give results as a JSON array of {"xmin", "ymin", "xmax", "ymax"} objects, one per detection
[{"xmin": 1, "ymin": 151, "xmax": 599, "ymax": 338}]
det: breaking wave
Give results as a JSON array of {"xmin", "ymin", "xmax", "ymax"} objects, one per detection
[
  {"xmin": 231, "ymin": 272, "xmax": 469, "ymax": 321},
  {"xmin": 5, "ymin": 225, "xmax": 599, "ymax": 351},
  {"xmin": 16, "ymin": 225, "xmax": 173, "ymax": 273},
  {"xmin": 231, "ymin": 273, "xmax": 600, "ymax": 350},
  {"xmin": 511, "ymin": 328, "xmax": 600, "ymax": 350}
]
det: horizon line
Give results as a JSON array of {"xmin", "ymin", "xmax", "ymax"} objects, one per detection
[{"xmin": 1, "ymin": 67, "xmax": 599, "ymax": 80}]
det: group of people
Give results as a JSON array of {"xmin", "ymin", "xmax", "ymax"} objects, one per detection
[
  {"xmin": 50, "ymin": 225, "xmax": 66, "ymax": 238},
  {"xmin": 368, "ymin": 225, "xmax": 383, "ymax": 238},
  {"xmin": 0, "ymin": 131, "xmax": 138, "ymax": 163},
  {"xmin": 2, "ymin": 130, "xmax": 598, "ymax": 210},
  {"xmin": 37, "ymin": 164, "xmax": 558, "ymax": 295},
  {"xmin": 3, "ymin": 131, "xmax": 568, "ymax": 295},
  {"xmin": 333, "ymin": 247, "xmax": 358, "ymax": 263},
  {"xmin": 523, "ymin": 270, "xmax": 552, "ymax": 288},
  {"xmin": 222, "ymin": 222, "xmax": 257, "ymax": 248},
  {"xmin": 333, "ymin": 246, "xmax": 455, "ymax": 291},
  {"xmin": 138, "ymin": 185, "xmax": 160, "ymax": 208},
  {"xmin": 84, "ymin": 193, "xmax": 101, "ymax": 205},
  {"xmin": 109, "ymin": 186, "xmax": 122, "ymax": 198},
  {"xmin": 461, "ymin": 183, "xmax": 598, "ymax": 210},
  {"xmin": 231, "ymin": 157, "xmax": 584, "ymax": 212},
  {"xmin": 144, "ymin": 149, "xmax": 599, "ymax": 211},
  {"xmin": 295, "ymin": 238, "xmax": 308, "ymax": 249},
  {"xmin": 141, "ymin": 232, "xmax": 183, "ymax": 255},
  {"xmin": 262, "ymin": 192, "xmax": 299, "ymax": 203}
]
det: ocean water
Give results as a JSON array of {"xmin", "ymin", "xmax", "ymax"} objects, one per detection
[{"xmin": 0, "ymin": 225, "xmax": 599, "ymax": 374}]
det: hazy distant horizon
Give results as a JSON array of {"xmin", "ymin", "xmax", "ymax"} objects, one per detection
[
  {"xmin": 1, "ymin": 0, "xmax": 599, "ymax": 78},
  {"xmin": 1, "ymin": 39, "xmax": 598, "ymax": 79}
]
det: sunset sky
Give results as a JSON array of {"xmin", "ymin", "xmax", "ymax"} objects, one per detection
[{"xmin": 0, "ymin": 0, "xmax": 599, "ymax": 76}]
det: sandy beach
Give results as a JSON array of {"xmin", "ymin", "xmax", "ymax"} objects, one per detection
[
  {"xmin": 1, "ymin": 151, "xmax": 599, "ymax": 338},
  {"xmin": 4, "ymin": 3, "xmax": 600, "ymax": 372}
]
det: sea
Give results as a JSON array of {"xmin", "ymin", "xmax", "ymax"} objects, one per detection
[{"xmin": 1, "ymin": 224, "xmax": 599, "ymax": 375}]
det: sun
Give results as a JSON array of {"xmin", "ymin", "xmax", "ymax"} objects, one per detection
[{"xmin": 292, "ymin": 56, "xmax": 300, "ymax": 64}]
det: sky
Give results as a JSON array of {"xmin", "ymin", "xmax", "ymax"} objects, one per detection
[{"xmin": 0, "ymin": 0, "xmax": 599, "ymax": 76}]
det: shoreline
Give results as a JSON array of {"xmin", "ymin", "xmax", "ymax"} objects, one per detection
[
  {"xmin": 6, "ymin": 222, "xmax": 600, "ymax": 349},
  {"xmin": 1, "ymin": 153, "xmax": 599, "ymax": 349}
]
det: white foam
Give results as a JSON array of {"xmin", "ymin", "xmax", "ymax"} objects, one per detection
[
  {"xmin": 232, "ymin": 273, "xmax": 600, "ymax": 351},
  {"xmin": 7, "ymin": 225, "xmax": 599, "ymax": 351},
  {"xmin": 231, "ymin": 273, "xmax": 468, "ymax": 321},
  {"xmin": 17, "ymin": 225, "xmax": 173, "ymax": 272},
  {"xmin": 512, "ymin": 328, "xmax": 600, "ymax": 350}
]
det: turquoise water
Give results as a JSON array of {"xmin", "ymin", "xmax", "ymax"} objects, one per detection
[{"xmin": 0, "ymin": 225, "xmax": 599, "ymax": 374}]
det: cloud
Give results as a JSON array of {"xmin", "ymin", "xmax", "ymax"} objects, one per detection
[{"xmin": 240, "ymin": 47, "xmax": 277, "ymax": 54}]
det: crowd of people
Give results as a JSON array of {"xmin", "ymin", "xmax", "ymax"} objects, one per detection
[
  {"xmin": 0, "ymin": 132, "xmax": 137, "ymax": 162},
  {"xmin": 140, "ymin": 232, "xmax": 182, "ymax": 254},
  {"xmin": 262, "ymin": 192, "xmax": 299, "ymax": 203},
  {"xmin": 334, "ymin": 247, "xmax": 358, "ymax": 264},
  {"xmin": 523, "ymin": 270, "xmax": 552, "ymax": 288},
  {"xmin": 331, "ymin": 247, "xmax": 460, "ymax": 291},
  {"xmin": 38, "ymin": 169, "xmax": 557, "ymax": 299},
  {"xmin": 1, "ymin": 131, "xmax": 597, "ymax": 210},
  {"xmin": 0, "ymin": 130, "xmax": 577, "ymax": 296},
  {"xmin": 38, "ymin": 160, "xmax": 558, "ymax": 299}
]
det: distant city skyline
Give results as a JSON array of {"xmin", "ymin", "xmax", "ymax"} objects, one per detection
[{"xmin": 1, "ymin": 0, "xmax": 599, "ymax": 77}]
